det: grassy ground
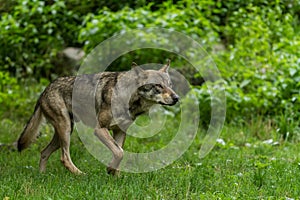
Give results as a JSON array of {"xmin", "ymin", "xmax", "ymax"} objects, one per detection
[{"xmin": 1, "ymin": 116, "xmax": 300, "ymax": 200}]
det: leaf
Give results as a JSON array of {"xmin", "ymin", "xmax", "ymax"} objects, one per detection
[
  {"xmin": 289, "ymin": 68, "xmax": 297, "ymax": 77},
  {"xmin": 240, "ymin": 79, "xmax": 251, "ymax": 88}
]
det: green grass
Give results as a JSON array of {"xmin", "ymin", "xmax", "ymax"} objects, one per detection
[{"xmin": 1, "ymin": 117, "xmax": 300, "ymax": 200}]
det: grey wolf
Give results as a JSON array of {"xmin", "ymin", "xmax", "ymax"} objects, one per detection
[{"xmin": 17, "ymin": 60, "xmax": 179, "ymax": 175}]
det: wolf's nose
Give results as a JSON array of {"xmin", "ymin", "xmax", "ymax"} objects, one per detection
[{"xmin": 172, "ymin": 94, "xmax": 179, "ymax": 103}]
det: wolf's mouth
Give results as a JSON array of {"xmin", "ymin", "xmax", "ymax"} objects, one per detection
[
  {"xmin": 159, "ymin": 98, "xmax": 179, "ymax": 106},
  {"xmin": 159, "ymin": 102, "xmax": 177, "ymax": 106},
  {"xmin": 159, "ymin": 101, "xmax": 170, "ymax": 106}
]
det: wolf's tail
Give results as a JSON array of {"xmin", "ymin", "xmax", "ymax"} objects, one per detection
[{"xmin": 17, "ymin": 103, "xmax": 44, "ymax": 152}]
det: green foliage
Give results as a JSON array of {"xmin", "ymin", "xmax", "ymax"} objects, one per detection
[
  {"xmin": 0, "ymin": 0, "xmax": 80, "ymax": 79},
  {"xmin": 64, "ymin": 0, "xmax": 172, "ymax": 13},
  {"xmin": 0, "ymin": 72, "xmax": 20, "ymax": 117},
  {"xmin": 214, "ymin": 3, "xmax": 300, "ymax": 126},
  {"xmin": 0, "ymin": 71, "xmax": 47, "ymax": 119},
  {"xmin": 79, "ymin": 2, "xmax": 219, "ymax": 48},
  {"xmin": 0, "ymin": 0, "xmax": 17, "ymax": 13},
  {"xmin": 78, "ymin": 1, "xmax": 220, "ymax": 68}
]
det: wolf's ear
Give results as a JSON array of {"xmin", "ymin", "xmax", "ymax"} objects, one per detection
[
  {"xmin": 160, "ymin": 59, "xmax": 170, "ymax": 73},
  {"xmin": 131, "ymin": 62, "xmax": 138, "ymax": 68},
  {"xmin": 131, "ymin": 62, "xmax": 144, "ymax": 74}
]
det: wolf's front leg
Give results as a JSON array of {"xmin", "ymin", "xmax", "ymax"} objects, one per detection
[{"xmin": 94, "ymin": 127, "xmax": 124, "ymax": 175}]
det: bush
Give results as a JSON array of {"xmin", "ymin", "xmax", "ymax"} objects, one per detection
[
  {"xmin": 0, "ymin": 72, "xmax": 47, "ymax": 119},
  {"xmin": 0, "ymin": 0, "xmax": 80, "ymax": 79},
  {"xmin": 215, "ymin": 4, "xmax": 300, "ymax": 123},
  {"xmin": 197, "ymin": 3, "xmax": 300, "ymax": 141},
  {"xmin": 78, "ymin": 1, "xmax": 220, "ymax": 70}
]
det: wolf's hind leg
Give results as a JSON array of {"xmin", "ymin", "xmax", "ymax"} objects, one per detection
[
  {"xmin": 39, "ymin": 133, "xmax": 60, "ymax": 172},
  {"xmin": 55, "ymin": 121, "xmax": 82, "ymax": 175},
  {"xmin": 45, "ymin": 107, "xmax": 82, "ymax": 175},
  {"xmin": 94, "ymin": 127, "xmax": 124, "ymax": 175}
]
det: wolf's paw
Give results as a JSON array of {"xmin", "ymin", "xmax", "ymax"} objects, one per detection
[
  {"xmin": 107, "ymin": 167, "xmax": 120, "ymax": 176},
  {"xmin": 75, "ymin": 170, "xmax": 86, "ymax": 175}
]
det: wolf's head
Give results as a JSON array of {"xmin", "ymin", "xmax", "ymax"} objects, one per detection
[{"xmin": 135, "ymin": 60, "xmax": 179, "ymax": 106}]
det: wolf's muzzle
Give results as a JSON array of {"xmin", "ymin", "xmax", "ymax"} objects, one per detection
[
  {"xmin": 168, "ymin": 93, "xmax": 179, "ymax": 106},
  {"xmin": 159, "ymin": 93, "xmax": 179, "ymax": 106}
]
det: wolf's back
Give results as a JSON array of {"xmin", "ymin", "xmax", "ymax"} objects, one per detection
[{"xmin": 17, "ymin": 102, "xmax": 44, "ymax": 151}]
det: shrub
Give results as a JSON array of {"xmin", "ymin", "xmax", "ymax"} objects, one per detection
[
  {"xmin": 78, "ymin": 1, "xmax": 220, "ymax": 70},
  {"xmin": 215, "ymin": 4, "xmax": 300, "ymax": 125},
  {"xmin": 0, "ymin": 0, "xmax": 80, "ymax": 79}
]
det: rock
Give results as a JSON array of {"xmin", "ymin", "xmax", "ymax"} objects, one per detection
[{"xmin": 52, "ymin": 47, "xmax": 85, "ymax": 76}]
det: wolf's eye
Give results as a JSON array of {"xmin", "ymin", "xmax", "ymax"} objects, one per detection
[
  {"xmin": 155, "ymin": 84, "xmax": 163, "ymax": 88},
  {"xmin": 144, "ymin": 84, "xmax": 152, "ymax": 90},
  {"xmin": 153, "ymin": 84, "xmax": 163, "ymax": 94}
]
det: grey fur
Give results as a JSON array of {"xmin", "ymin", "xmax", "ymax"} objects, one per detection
[{"xmin": 17, "ymin": 61, "xmax": 179, "ymax": 175}]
